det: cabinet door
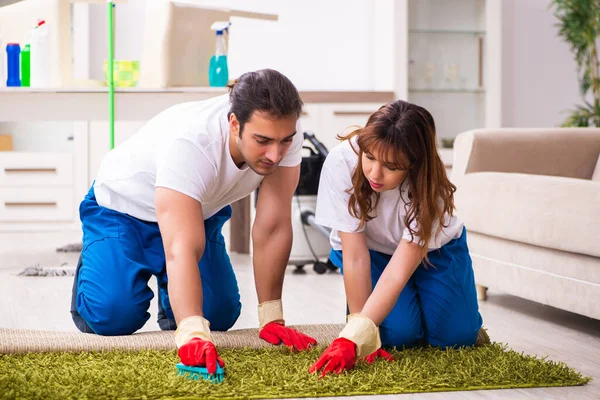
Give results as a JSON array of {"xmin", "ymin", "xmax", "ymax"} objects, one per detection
[
  {"xmin": 319, "ymin": 103, "xmax": 381, "ymax": 152},
  {"xmin": 0, "ymin": 187, "xmax": 74, "ymax": 222},
  {"xmin": 299, "ymin": 104, "xmax": 321, "ymax": 136},
  {"xmin": 0, "ymin": 153, "xmax": 74, "ymax": 187}
]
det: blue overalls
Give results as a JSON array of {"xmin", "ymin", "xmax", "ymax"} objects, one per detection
[
  {"xmin": 70, "ymin": 185, "xmax": 241, "ymax": 335},
  {"xmin": 330, "ymin": 227, "xmax": 482, "ymax": 349}
]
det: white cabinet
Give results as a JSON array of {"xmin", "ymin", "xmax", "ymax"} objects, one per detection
[
  {"xmin": 0, "ymin": 187, "xmax": 74, "ymax": 222},
  {"xmin": 0, "ymin": 121, "xmax": 88, "ymax": 231},
  {"xmin": 0, "ymin": 153, "xmax": 74, "ymax": 187},
  {"xmin": 299, "ymin": 104, "xmax": 321, "ymax": 136},
  {"xmin": 394, "ymin": 0, "xmax": 502, "ymax": 138},
  {"xmin": 299, "ymin": 102, "xmax": 382, "ymax": 152},
  {"xmin": 318, "ymin": 103, "xmax": 381, "ymax": 151}
]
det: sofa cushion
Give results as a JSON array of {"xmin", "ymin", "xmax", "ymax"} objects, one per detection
[{"xmin": 455, "ymin": 172, "xmax": 600, "ymax": 258}]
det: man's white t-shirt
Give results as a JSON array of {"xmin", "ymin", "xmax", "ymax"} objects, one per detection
[
  {"xmin": 93, "ymin": 94, "xmax": 304, "ymax": 222},
  {"xmin": 314, "ymin": 137, "xmax": 463, "ymax": 255}
]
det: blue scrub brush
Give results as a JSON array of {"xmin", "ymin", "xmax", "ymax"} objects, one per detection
[{"xmin": 176, "ymin": 363, "xmax": 225, "ymax": 383}]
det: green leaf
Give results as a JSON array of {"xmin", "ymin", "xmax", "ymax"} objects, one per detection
[{"xmin": 551, "ymin": 0, "xmax": 600, "ymax": 126}]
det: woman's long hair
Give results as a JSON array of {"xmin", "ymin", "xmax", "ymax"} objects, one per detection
[{"xmin": 340, "ymin": 100, "xmax": 456, "ymax": 261}]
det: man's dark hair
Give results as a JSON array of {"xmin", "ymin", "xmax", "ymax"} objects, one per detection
[{"xmin": 227, "ymin": 69, "xmax": 303, "ymax": 136}]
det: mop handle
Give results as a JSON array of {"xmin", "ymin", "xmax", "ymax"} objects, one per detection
[{"xmin": 108, "ymin": 1, "xmax": 115, "ymax": 150}]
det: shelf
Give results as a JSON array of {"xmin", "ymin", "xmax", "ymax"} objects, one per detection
[
  {"xmin": 409, "ymin": 29, "xmax": 486, "ymax": 35},
  {"xmin": 409, "ymin": 88, "xmax": 485, "ymax": 94}
]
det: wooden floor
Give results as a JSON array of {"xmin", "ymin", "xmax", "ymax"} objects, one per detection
[{"xmin": 1, "ymin": 232, "xmax": 598, "ymax": 399}]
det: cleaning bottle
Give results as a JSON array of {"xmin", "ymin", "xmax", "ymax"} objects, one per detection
[
  {"xmin": 30, "ymin": 19, "xmax": 51, "ymax": 88},
  {"xmin": 6, "ymin": 43, "xmax": 21, "ymax": 87},
  {"xmin": 208, "ymin": 21, "xmax": 230, "ymax": 87},
  {"xmin": 21, "ymin": 43, "xmax": 30, "ymax": 87}
]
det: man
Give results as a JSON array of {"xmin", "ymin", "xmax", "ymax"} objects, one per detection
[{"xmin": 70, "ymin": 69, "xmax": 317, "ymax": 373}]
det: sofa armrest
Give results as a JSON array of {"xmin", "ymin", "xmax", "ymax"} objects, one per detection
[{"xmin": 452, "ymin": 128, "xmax": 600, "ymax": 182}]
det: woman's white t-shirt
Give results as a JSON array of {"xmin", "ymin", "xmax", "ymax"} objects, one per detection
[
  {"xmin": 93, "ymin": 94, "xmax": 303, "ymax": 222},
  {"xmin": 314, "ymin": 137, "xmax": 463, "ymax": 255}
]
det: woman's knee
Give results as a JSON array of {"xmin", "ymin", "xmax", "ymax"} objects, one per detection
[
  {"xmin": 380, "ymin": 321, "xmax": 423, "ymax": 349},
  {"xmin": 427, "ymin": 320, "xmax": 481, "ymax": 348}
]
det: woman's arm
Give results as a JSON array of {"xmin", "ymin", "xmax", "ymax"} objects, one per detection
[
  {"xmin": 360, "ymin": 239, "xmax": 424, "ymax": 325},
  {"xmin": 339, "ymin": 231, "xmax": 372, "ymax": 314}
]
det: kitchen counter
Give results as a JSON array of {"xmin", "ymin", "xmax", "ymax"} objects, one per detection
[{"xmin": 0, "ymin": 87, "xmax": 394, "ymax": 122}]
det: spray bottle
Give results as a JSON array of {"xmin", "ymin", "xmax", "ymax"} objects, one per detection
[{"xmin": 208, "ymin": 21, "xmax": 230, "ymax": 87}]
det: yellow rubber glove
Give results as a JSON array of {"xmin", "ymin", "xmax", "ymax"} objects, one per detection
[
  {"xmin": 258, "ymin": 299, "xmax": 317, "ymax": 352},
  {"xmin": 258, "ymin": 299, "xmax": 285, "ymax": 328},
  {"xmin": 338, "ymin": 314, "xmax": 381, "ymax": 359},
  {"xmin": 174, "ymin": 316, "xmax": 224, "ymax": 374}
]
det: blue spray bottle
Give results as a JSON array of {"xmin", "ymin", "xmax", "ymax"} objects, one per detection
[{"xmin": 208, "ymin": 21, "xmax": 230, "ymax": 87}]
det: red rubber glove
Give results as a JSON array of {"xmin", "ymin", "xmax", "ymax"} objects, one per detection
[
  {"xmin": 363, "ymin": 348, "xmax": 395, "ymax": 364},
  {"xmin": 309, "ymin": 337, "xmax": 357, "ymax": 377},
  {"xmin": 259, "ymin": 321, "xmax": 317, "ymax": 352},
  {"xmin": 178, "ymin": 337, "xmax": 225, "ymax": 375}
]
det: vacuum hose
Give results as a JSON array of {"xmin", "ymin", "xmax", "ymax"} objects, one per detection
[
  {"xmin": 304, "ymin": 131, "xmax": 329, "ymax": 158},
  {"xmin": 300, "ymin": 210, "xmax": 331, "ymax": 238}
]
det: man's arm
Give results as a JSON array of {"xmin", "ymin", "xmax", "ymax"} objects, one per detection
[
  {"xmin": 339, "ymin": 231, "xmax": 372, "ymax": 314},
  {"xmin": 155, "ymin": 187, "xmax": 206, "ymax": 324},
  {"xmin": 252, "ymin": 165, "xmax": 300, "ymax": 303}
]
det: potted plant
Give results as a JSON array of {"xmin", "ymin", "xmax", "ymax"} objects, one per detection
[{"xmin": 551, "ymin": 0, "xmax": 600, "ymax": 127}]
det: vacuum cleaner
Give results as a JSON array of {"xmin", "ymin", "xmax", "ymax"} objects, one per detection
[{"xmin": 288, "ymin": 131, "xmax": 337, "ymax": 274}]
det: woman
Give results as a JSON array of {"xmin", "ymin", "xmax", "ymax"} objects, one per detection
[{"xmin": 310, "ymin": 100, "xmax": 483, "ymax": 376}]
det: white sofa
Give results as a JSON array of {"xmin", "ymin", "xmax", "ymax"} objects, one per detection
[{"xmin": 452, "ymin": 128, "xmax": 600, "ymax": 320}]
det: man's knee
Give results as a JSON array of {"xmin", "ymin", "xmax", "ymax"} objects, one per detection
[
  {"xmin": 74, "ymin": 290, "xmax": 150, "ymax": 336},
  {"xmin": 204, "ymin": 295, "xmax": 242, "ymax": 331}
]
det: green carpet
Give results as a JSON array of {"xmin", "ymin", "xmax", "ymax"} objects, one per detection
[{"xmin": 0, "ymin": 343, "xmax": 590, "ymax": 399}]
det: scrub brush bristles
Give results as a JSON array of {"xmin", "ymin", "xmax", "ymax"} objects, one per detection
[{"xmin": 176, "ymin": 363, "xmax": 225, "ymax": 383}]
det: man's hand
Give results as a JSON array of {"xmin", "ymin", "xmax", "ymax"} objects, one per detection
[
  {"xmin": 363, "ymin": 348, "xmax": 394, "ymax": 364},
  {"xmin": 259, "ymin": 321, "xmax": 317, "ymax": 352},
  {"xmin": 309, "ymin": 337, "xmax": 357, "ymax": 377},
  {"xmin": 174, "ymin": 316, "xmax": 224, "ymax": 375},
  {"xmin": 257, "ymin": 299, "xmax": 317, "ymax": 351},
  {"xmin": 178, "ymin": 337, "xmax": 225, "ymax": 374}
]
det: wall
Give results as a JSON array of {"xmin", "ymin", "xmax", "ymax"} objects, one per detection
[
  {"xmin": 88, "ymin": 0, "xmax": 147, "ymax": 82},
  {"xmin": 501, "ymin": 0, "xmax": 581, "ymax": 128},
  {"xmin": 87, "ymin": 0, "xmax": 394, "ymax": 91}
]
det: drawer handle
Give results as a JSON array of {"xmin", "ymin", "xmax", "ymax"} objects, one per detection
[
  {"xmin": 4, "ymin": 202, "xmax": 58, "ymax": 207},
  {"xmin": 4, "ymin": 168, "xmax": 57, "ymax": 173},
  {"xmin": 333, "ymin": 111, "xmax": 373, "ymax": 116}
]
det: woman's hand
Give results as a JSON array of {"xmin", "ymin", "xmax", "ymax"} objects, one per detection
[
  {"xmin": 309, "ymin": 337, "xmax": 357, "ymax": 377},
  {"xmin": 363, "ymin": 348, "xmax": 394, "ymax": 364}
]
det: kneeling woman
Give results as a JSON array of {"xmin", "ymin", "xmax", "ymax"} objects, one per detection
[{"xmin": 310, "ymin": 100, "xmax": 483, "ymax": 376}]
